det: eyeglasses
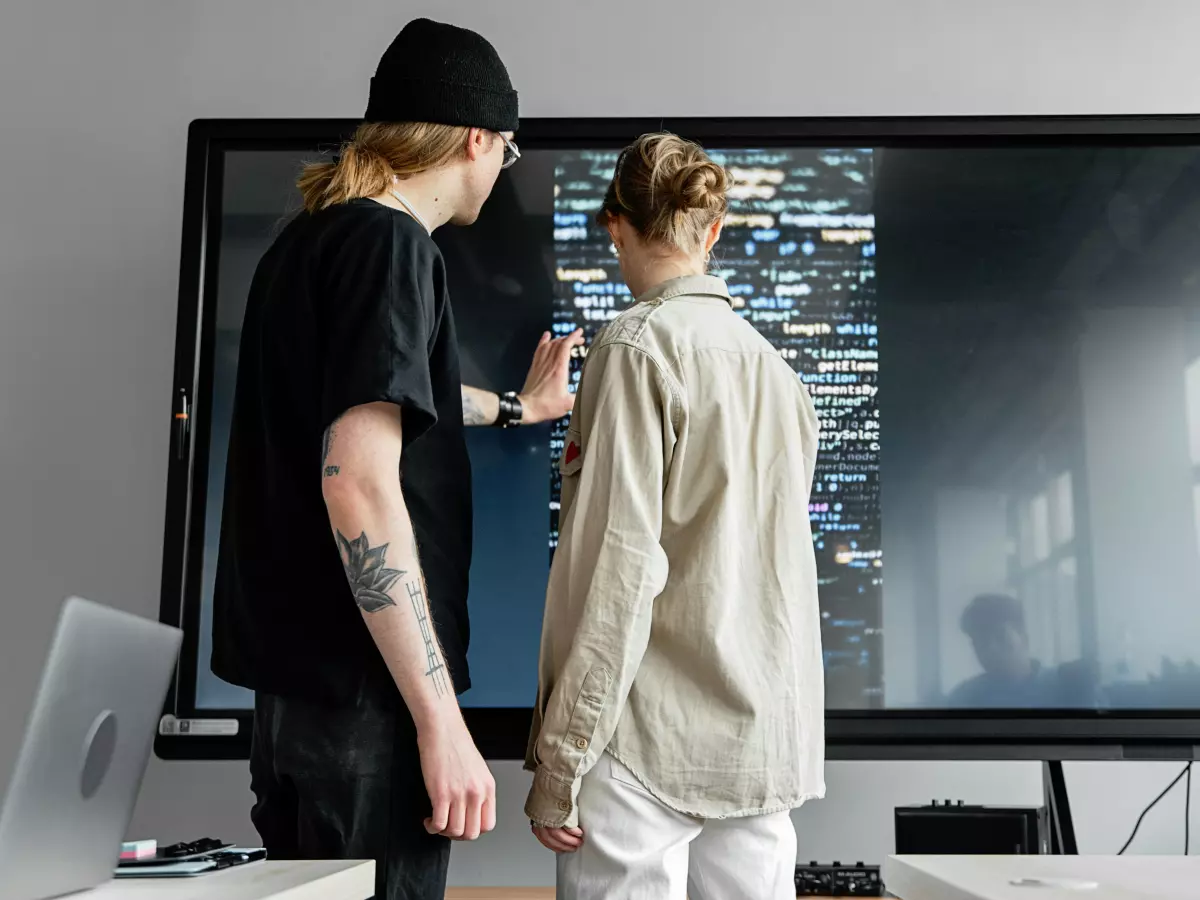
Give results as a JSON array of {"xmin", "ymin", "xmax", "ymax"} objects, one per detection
[{"xmin": 499, "ymin": 133, "xmax": 521, "ymax": 169}]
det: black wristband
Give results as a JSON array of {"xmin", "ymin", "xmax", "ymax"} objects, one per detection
[{"xmin": 494, "ymin": 391, "xmax": 523, "ymax": 428}]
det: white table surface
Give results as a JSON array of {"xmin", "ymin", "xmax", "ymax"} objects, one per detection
[
  {"xmin": 884, "ymin": 854, "xmax": 1200, "ymax": 900},
  {"xmin": 66, "ymin": 860, "xmax": 375, "ymax": 900}
]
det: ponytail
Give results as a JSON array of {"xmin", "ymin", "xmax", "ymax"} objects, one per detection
[{"xmin": 298, "ymin": 121, "xmax": 471, "ymax": 213}]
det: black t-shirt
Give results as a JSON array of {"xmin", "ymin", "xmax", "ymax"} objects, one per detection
[{"xmin": 212, "ymin": 200, "xmax": 472, "ymax": 707}]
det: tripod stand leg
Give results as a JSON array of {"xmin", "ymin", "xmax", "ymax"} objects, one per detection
[{"xmin": 1043, "ymin": 760, "xmax": 1078, "ymax": 855}]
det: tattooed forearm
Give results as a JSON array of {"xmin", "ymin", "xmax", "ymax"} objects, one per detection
[
  {"xmin": 407, "ymin": 578, "xmax": 450, "ymax": 697},
  {"xmin": 338, "ymin": 529, "xmax": 450, "ymax": 695},
  {"xmin": 461, "ymin": 387, "xmax": 488, "ymax": 426},
  {"xmin": 337, "ymin": 530, "xmax": 402, "ymax": 613},
  {"xmin": 461, "ymin": 385, "xmax": 502, "ymax": 426},
  {"xmin": 322, "ymin": 423, "xmax": 340, "ymax": 478}
]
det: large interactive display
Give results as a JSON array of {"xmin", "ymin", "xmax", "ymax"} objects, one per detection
[{"xmin": 158, "ymin": 117, "xmax": 1200, "ymax": 759}]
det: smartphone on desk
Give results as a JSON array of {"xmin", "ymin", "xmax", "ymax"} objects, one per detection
[{"xmin": 114, "ymin": 848, "xmax": 267, "ymax": 878}]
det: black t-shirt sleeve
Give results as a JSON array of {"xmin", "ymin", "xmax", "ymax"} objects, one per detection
[{"xmin": 319, "ymin": 214, "xmax": 442, "ymax": 443}]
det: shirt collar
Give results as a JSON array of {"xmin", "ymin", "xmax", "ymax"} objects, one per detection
[{"xmin": 637, "ymin": 274, "xmax": 732, "ymax": 307}]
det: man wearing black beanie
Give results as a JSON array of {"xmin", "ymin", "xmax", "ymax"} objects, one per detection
[{"xmin": 212, "ymin": 18, "xmax": 582, "ymax": 900}]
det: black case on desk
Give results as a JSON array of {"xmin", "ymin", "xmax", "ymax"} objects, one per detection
[{"xmin": 895, "ymin": 802, "xmax": 1047, "ymax": 855}]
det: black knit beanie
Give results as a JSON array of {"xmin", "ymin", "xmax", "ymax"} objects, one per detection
[{"xmin": 364, "ymin": 18, "xmax": 518, "ymax": 132}]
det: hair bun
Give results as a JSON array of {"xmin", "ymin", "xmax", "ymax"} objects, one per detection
[
  {"xmin": 668, "ymin": 159, "xmax": 727, "ymax": 212},
  {"xmin": 596, "ymin": 132, "xmax": 729, "ymax": 255}
]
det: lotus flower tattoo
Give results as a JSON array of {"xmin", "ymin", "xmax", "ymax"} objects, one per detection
[{"xmin": 337, "ymin": 530, "xmax": 404, "ymax": 613}]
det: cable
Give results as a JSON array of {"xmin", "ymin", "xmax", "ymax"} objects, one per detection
[
  {"xmin": 1118, "ymin": 762, "xmax": 1192, "ymax": 855},
  {"xmin": 1187, "ymin": 763, "xmax": 1193, "ymax": 855}
]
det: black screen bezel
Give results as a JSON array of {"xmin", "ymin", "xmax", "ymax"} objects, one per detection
[{"xmin": 157, "ymin": 114, "xmax": 1200, "ymax": 762}]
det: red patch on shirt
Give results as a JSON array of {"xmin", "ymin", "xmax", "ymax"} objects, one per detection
[{"xmin": 564, "ymin": 442, "xmax": 581, "ymax": 465}]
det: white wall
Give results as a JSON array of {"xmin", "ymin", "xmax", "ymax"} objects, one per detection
[{"xmin": 3, "ymin": 0, "xmax": 1200, "ymax": 886}]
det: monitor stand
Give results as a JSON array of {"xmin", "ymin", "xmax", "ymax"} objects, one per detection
[{"xmin": 1043, "ymin": 760, "xmax": 1077, "ymax": 854}]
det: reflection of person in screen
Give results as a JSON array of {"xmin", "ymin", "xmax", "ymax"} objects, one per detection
[
  {"xmin": 210, "ymin": 19, "xmax": 580, "ymax": 900},
  {"xmin": 524, "ymin": 134, "xmax": 825, "ymax": 900},
  {"xmin": 946, "ymin": 593, "xmax": 1097, "ymax": 708}
]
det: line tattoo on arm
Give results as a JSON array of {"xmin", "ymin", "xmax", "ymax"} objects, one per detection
[
  {"xmin": 338, "ymin": 529, "xmax": 450, "ymax": 696},
  {"xmin": 461, "ymin": 387, "xmax": 488, "ymax": 426},
  {"xmin": 407, "ymin": 578, "xmax": 450, "ymax": 697},
  {"xmin": 337, "ymin": 530, "xmax": 402, "ymax": 613},
  {"xmin": 408, "ymin": 531, "xmax": 449, "ymax": 696},
  {"xmin": 322, "ymin": 422, "xmax": 340, "ymax": 478}
]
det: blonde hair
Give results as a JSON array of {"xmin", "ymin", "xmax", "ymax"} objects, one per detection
[
  {"xmin": 297, "ymin": 121, "xmax": 472, "ymax": 213},
  {"xmin": 597, "ymin": 132, "xmax": 729, "ymax": 255}
]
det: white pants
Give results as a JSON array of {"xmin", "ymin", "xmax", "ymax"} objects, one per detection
[{"xmin": 557, "ymin": 754, "xmax": 797, "ymax": 900}]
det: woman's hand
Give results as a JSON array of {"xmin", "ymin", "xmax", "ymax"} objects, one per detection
[{"xmin": 531, "ymin": 822, "xmax": 585, "ymax": 853}]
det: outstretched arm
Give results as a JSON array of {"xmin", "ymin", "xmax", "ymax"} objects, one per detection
[
  {"xmin": 460, "ymin": 328, "xmax": 584, "ymax": 426},
  {"xmin": 460, "ymin": 385, "xmax": 501, "ymax": 426}
]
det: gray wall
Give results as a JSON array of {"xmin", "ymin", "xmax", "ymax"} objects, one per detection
[{"xmin": 2, "ymin": 0, "xmax": 1199, "ymax": 886}]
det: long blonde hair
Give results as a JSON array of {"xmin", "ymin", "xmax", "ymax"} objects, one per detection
[{"xmin": 298, "ymin": 121, "xmax": 471, "ymax": 213}]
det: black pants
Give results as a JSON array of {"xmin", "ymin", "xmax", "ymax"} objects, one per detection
[{"xmin": 249, "ymin": 692, "xmax": 450, "ymax": 900}]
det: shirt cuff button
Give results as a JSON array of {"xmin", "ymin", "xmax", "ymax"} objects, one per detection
[{"xmin": 558, "ymin": 800, "xmax": 571, "ymax": 812}]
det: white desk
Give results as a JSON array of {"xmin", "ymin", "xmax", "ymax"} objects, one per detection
[
  {"xmin": 885, "ymin": 854, "xmax": 1200, "ymax": 900},
  {"xmin": 68, "ymin": 860, "xmax": 375, "ymax": 900}
]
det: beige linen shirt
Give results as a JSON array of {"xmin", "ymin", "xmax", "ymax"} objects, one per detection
[{"xmin": 524, "ymin": 274, "xmax": 825, "ymax": 828}]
